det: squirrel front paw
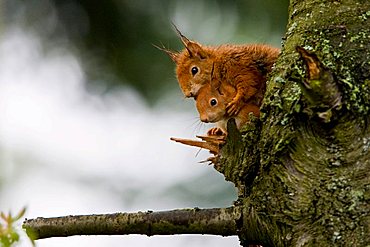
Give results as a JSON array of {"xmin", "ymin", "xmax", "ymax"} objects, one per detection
[
  {"xmin": 226, "ymin": 98, "xmax": 243, "ymax": 116},
  {"xmin": 207, "ymin": 127, "xmax": 226, "ymax": 137}
]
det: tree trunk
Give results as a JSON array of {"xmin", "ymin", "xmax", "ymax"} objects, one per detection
[
  {"xmin": 216, "ymin": 0, "xmax": 370, "ymax": 246},
  {"xmin": 23, "ymin": 0, "xmax": 370, "ymax": 246}
]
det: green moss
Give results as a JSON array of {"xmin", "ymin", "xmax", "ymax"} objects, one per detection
[
  {"xmin": 289, "ymin": 5, "xmax": 370, "ymax": 115},
  {"xmin": 281, "ymin": 82, "xmax": 302, "ymax": 113},
  {"xmin": 217, "ymin": 1, "xmax": 370, "ymax": 246}
]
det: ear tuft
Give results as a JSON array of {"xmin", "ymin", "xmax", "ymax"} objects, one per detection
[
  {"xmin": 153, "ymin": 44, "xmax": 179, "ymax": 63},
  {"xmin": 171, "ymin": 23, "xmax": 208, "ymax": 59},
  {"xmin": 172, "ymin": 23, "xmax": 191, "ymax": 47}
]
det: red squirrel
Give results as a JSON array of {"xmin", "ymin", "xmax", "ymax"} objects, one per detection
[
  {"xmin": 159, "ymin": 28, "xmax": 280, "ymax": 115},
  {"xmin": 195, "ymin": 79, "xmax": 260, "ymax": 135},
  {"xmin": 170, "ymin": 80, "xmax": 260, "ymax": 160}
]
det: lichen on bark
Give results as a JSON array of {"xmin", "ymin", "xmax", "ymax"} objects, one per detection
[{"xmin": 217, "ymin": 0, "xmax": 370, "ymax": 246}]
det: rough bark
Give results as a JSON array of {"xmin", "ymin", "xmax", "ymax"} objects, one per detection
[
  {"xmin": 217, "ymin": 0, "xmax": 370, "ymax": 246},
  {"xmin": 23, "ymin": 0, "xmax": 370, "ymax": 246}
]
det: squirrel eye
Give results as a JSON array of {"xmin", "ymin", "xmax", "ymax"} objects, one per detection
[
  {"xmin": 191, "ymin": 66, "xmax": 199, "ymax": 75},
  {"xmin": 210, "ymin": 98, "xmax": 217, "ymax": 106}
]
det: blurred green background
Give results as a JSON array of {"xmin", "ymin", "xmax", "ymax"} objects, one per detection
[
  {"xmin": 4, "ymin": 0, "xmax": 288, "ymax": 104},
  {"xmin": 0, "ymin": 1, "xmax": 289, "ymax": 246}
]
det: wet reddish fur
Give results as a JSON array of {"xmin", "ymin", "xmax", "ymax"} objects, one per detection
[
  {"xmin": 170, "ymin": 39, "xmax": 280, "ymax": 115},
  {"xmin": 196, "ymin": 82, "xmax": 260, "ymax": 134}
]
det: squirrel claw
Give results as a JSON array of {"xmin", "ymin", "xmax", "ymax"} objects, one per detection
[
  {"xmin": 226, "ymin": 99, "xmax": 243, "ymax": 116},
  {"xmin": 207, "ymin": 127, "xmax": 227, "ymax": 137}
]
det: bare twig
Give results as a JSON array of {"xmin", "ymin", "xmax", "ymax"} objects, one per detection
[{"xmin": 23, "ymin": 207, "xmax": 241, "ymax": 240}]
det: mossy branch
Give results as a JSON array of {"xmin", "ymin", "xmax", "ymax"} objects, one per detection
[{"xmin": 23, "ymin": 207, "xmax": 242, "ymax": 240}]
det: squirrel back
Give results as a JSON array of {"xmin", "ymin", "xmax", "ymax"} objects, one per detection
[{"xmin": 210, "ymin": 44, "xmax": 279, "ymax": 115}]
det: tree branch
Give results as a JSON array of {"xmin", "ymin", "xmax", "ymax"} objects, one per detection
[{"xmin": 23, "ymin": 207, "xmax": 241, "ymax": 240}]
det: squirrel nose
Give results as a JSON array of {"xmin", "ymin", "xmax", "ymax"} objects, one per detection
[
  {"xmin": 200, "ymin": 116, "xmax": 209, "ymax": 123},
  {"xmin": 186, "ymin": 92, "xmax": 194, "ymax": 98}
]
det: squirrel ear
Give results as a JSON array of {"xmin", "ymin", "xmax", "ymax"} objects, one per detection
[
  {"xmin": 210, "ymin": 63, "xmax": 221, "ymax": 92},
  {"xmin": 185, "ymin": 41, "xmax": 208, "ymax": 59},
  {"xmin": 172, "ymin": 24, "xmax": 208, "ymax": 59},
  {"xmin": 211, "ymin": 79, "xmax": 222, "ymax": 94},
  {"xmin": 164, "ymin": 49, "xmax": 180, "ymax": 63},
  {"xmin": 153, "ymin": 44, "xmax": 179, "ymax": 63}
]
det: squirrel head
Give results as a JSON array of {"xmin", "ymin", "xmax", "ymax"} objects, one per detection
[
  {"xmin": 156, "ymin": 27, "xmax": 213, "ymax": 98},
  {"xmin": 195, "ymin": 80, "xmax": 236, "ymax": 123}
]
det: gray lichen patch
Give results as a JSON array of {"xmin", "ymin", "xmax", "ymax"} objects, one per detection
[{"xmin": 285, "ymin": 1, "xmax": 370, "ymax": 116}]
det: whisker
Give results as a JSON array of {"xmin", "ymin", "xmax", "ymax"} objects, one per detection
[
  {"xmin": 195, "ymin": 148, "xmax": 203, "ymax": 157},
  {"xmin": 193, "ymin": 120, "xmax": 205, "ymax": 136},
  {"xmin": 185, "ymin": 116, "xmax": 201, "ymax": 130}
]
